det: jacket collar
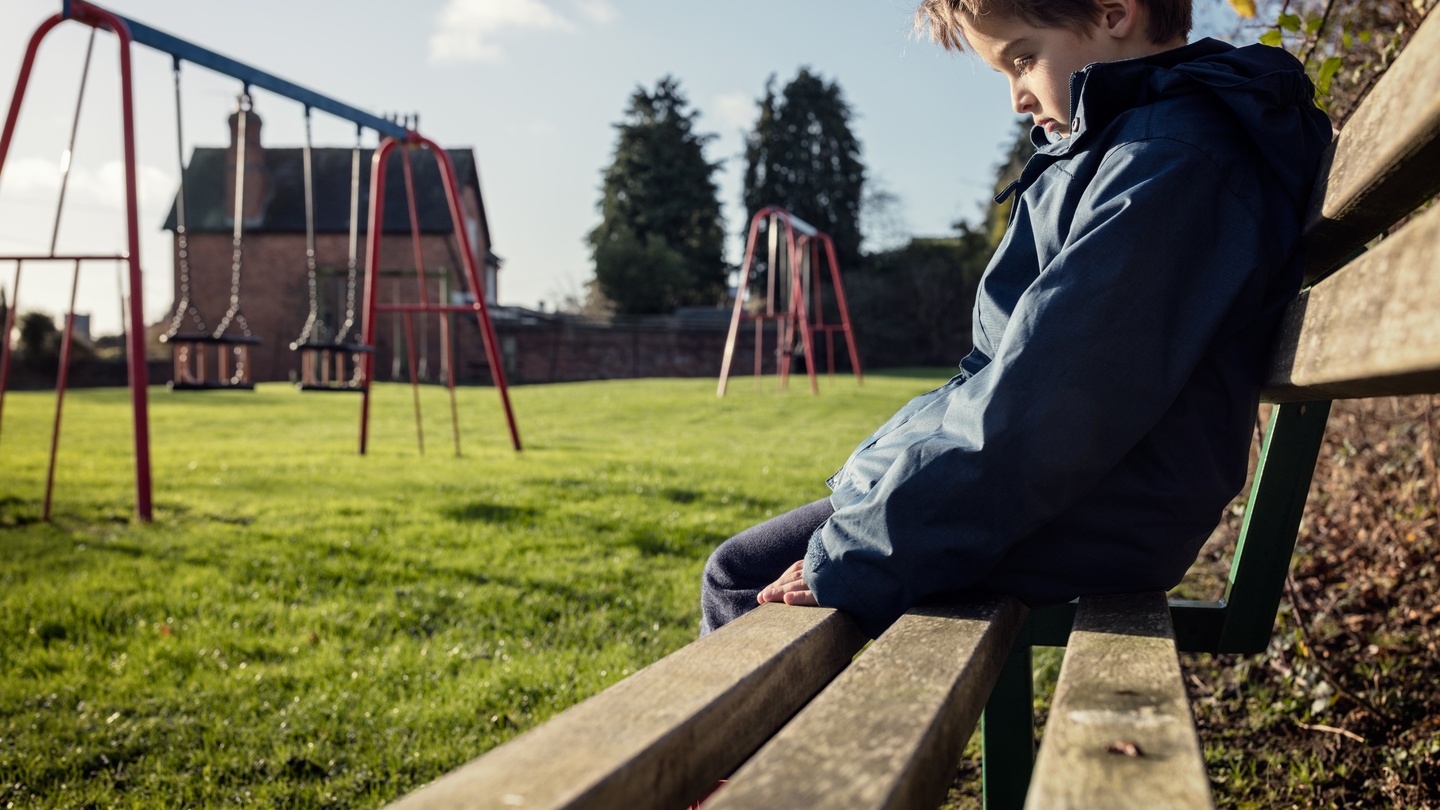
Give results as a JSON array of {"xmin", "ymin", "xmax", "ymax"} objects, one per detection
[
  {"xmin": 994, "ymin": 38, "xmax": 1235, "ymax": 204},
  {"xmin": 1041, "ymin": 38, "xmax": 1236, "ymax": 154}
]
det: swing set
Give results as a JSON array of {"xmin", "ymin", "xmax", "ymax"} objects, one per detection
[
  {"xmin": 0, "ymin": 0, "xmax": 521, "ymax": 522},
  {"xmin": 717, "ymin": 206, "xmax": 863, "ymax": 397}
]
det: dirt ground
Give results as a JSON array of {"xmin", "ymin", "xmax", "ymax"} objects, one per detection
[{"xmin": 1184, "ymin": 396, "xmax": 1440, "ymax": 808}]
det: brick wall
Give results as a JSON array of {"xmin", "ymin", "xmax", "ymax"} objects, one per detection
[{"xmin": 445, "ymin": 314, "xmax": 856, "ymax": 387}]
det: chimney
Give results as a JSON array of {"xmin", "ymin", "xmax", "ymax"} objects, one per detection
[{"xmin": 224, "ymin": 96, "xmax": 269, "ymax": 227}]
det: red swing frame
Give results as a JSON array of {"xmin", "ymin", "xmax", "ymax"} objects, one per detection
[
  {"xmin": 717, "ymin": 206, "xmax": 863, "ymax": 397},
  {"xmin": 357, "ymin": 134, "xmax": 522, "ymax": 454},
  {"xmin": 0, "ymin": 3, "xmax": 153, "ymax": 521}
]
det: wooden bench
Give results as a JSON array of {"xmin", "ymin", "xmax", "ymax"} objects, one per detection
[{"xmin": 386, "ymin": 17, "xmax": 1440, "ymax": 810}]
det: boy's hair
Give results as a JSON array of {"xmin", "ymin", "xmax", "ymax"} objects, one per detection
[{"xmin": 915, "ymin": 0, "xmax": 1192, "ymax": 52}]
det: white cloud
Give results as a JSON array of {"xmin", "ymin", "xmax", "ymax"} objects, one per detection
[
  {"xmin": 428, "ymin": 0, "xmax": 620, "ymax": 63},
  {"xmin": 574, "ymin": 0, "xmax": 619, "ymax": 24},
  {"xmin": 429, "ymin": 0, "xmax": 572, "ymax": 64},
  {"xmin": 0, "ymin": 157, "xmax": 174, "ymax": 212},
  {"xmin": 712, "ymin": 91, "xmax": 755, "ymax": 133},
  {"xmin": 0, "ymin": 156, "xmax": 62, "ymax": 196},
  {"xmin": 93, "ymin": 161, "xmax": 176, "ymax": 212}
]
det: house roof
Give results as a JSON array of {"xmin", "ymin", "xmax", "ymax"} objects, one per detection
[{"xmin": 162, "ymin": 146, "xmax": 494, "ymax": 251}]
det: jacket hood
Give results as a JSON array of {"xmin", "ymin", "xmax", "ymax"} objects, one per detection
[{"xmin": 1044, "ymin": 38, "xmax": 1332, "ymax": 210}]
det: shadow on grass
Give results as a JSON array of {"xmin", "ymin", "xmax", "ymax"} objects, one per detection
[
  {"xmin": 525, "ymin": 476, "xmax": 786, "ymax": 515},
  {"xmin": 0, "ymin": 495, "xmax": 42, "ymax": 528},
  {"xmin": 622, "ymin": 527, "xmax": 729, "ymax": 558},
  {"xmin": 445, "ymin": 502, "xmax": 542, "ymax": 524}
]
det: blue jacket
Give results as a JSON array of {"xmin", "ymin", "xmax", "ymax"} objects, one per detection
[{"xmin": 804, "ymin": 39, "xmax": 1334, "ymax": 636}]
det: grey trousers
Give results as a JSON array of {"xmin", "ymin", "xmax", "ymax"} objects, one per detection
[{"xmin": 699, "ymin": 498, "xmax": 835, "ymax": 635}]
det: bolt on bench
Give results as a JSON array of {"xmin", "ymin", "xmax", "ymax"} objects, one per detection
[{"xmin": 386, "ymin": 15, "xmax": 1440, "ymax": 810}]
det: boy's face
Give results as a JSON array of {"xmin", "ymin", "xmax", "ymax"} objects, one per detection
[{"xmin": 964, "ymin": 13, "xmax": 1128, "ymax": 137}]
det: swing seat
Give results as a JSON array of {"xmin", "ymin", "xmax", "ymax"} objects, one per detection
[
  {"xmin": 161, "ymin": 332, "xmax": 263, "ymax": 345},
  {"xmin": 162, "ymin": 332, "xmax": 263, "ymax": 391},
  {"xmin": 292, "ymin": 340, "xmax": 372, "ymax": 392}
]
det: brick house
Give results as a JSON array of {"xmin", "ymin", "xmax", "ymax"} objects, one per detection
[{"xmin": 161, "ymin": 106, "xmax": 501, "ymax": 385}]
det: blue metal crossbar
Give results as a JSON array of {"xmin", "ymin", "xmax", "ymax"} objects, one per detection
[{"xmin": 61, "ymin": 0, "xmax": 407, "ymax": 139}]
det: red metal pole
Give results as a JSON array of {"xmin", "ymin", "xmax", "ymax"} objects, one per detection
[
  {"xmin": 793, "ymin": 241, "xmax": 818, "ymax": 396},
  {"xmin": 810, "ymin": 240, "xmax": 835, "ymax": 379},
  {"xmin": 0, "ymin": 17, "xmax": 64, "ymax": 449},
  {"xmin": 399, "ymin": 147, "xmax": 431, "ymax": 307},
  {"xmin": 821, "ymin": 235, "xmax": 863, "ymax": 385},
  {"xmin": 0, "ymin": 262, "xmax": 21, "ymax": 444},
  {"xmin": 775, "ymin": 222, "xmax": 790, "ymax": 390},
  {"xmin": 770, "ymin": 210, "xmax": 817, "ymax": 395},
  {"xmin": 441, "ymin": 302, "xmax": 460, "ymax": 457},
  {"xmin": 71, "ymin": 2, "xmax": 153, "ymax": 520},
  {"xmin": 398, "ymin": 146, "xmax": 429, "ymax": 455},
  {"xmin": 0, "ymin": 15, "xmax": 64, "ymax": 182},
  {"xmin": 358, "ymin": 138, "xmax": 399, "ymax": 455},
  {"xmin": 718, "ymin": 209, "xmax": 767, "ymax": 397},
  {"xmin": 421, "ymin": 135, "xmax": 521, "ymax": 451},
  {"xmin": 44, "ymin": 261, "xmax": 83, "ymax": 520},
  {"xmin": 753, "ymin": 318, "xmax": 763, "ymax": 391},
  {"xmin": 402, "ymin": 310, "xmax": 424, "ymax": 455}
]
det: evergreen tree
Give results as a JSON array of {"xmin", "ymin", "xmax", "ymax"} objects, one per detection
[
  {"xmin": 17, "ymin": 311, "xmax": 60, "ymax": 373},
  {"xmin": 742, "ymin": 68, "xmax": 866, "ymax": 271},
  {"xmin": 589, "ymin": 76, "xmax": 726, "ymax": 315}
]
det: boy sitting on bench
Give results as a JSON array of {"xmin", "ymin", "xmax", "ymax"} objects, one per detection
[{"xmin": 702, "ymin": 0, "xmax": 1333, "ymax": 638}]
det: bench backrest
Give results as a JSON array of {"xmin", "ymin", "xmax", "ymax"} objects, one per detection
[{"xmin": 1224, "ymin": 12, "xmax": 1440, "ymax": 654}]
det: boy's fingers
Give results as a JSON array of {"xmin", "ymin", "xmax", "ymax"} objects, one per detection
[
  {"xmin": 757, "ymin": 560, "xmax": 811, "ymax": 605},
  {"xmin": 783, "ymin": 590, "xmax": 818, "ymax": 607}
]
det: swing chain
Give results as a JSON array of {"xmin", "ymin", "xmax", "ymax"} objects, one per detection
[
  {"xmin": 213, "ymin": 92, "xmax": 252, "ymax": 342},
  {"xmin": 293, "ymin": 105, "xmax": 327, "ymax": 348},
  {"xmin": 334, "ymin": 126, "xmax": 364, "ymax": 346},
  {"xmin": 164, "ymin": 57, "xmax": 207, "ymax": 338}
]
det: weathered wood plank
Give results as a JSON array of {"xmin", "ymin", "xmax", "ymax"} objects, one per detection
[
  {"xmin": 384, "ymin": 603, "xmax": 866, "ymax": 810},
  {"xmin": 1025, "ymin": 592, "xmax": 1212, "ymax": 810},
  {"xmin": 1303, "ymin": 9, "xmax": 1440, "ymax": 280},
  {"xmin": 704, "ymin": 597, "xmax": 1028, "ymax": 810},
  {"xmin": 1265, "ymin": 200, "xmax": 1440, "ymax": 402}
]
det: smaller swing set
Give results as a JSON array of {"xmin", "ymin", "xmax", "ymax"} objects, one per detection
[
  {"xmin": 717, "ymin": 206, "xmax": 863, "ymax": 397},
  {"xmin": 289, "ymin": 111, "xmax": 370, "ymax": 392},
  {"xmin": 159, "ymin": 76, "xmax": 261, "ymax": 391},
  {"xmin": 356, "ymin": 117, "xmax": 520, "ymax": 456}
]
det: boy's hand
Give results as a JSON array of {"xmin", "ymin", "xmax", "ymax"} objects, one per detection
[{"xmin": 756, "ymin": 559, "xmax": 818, "ymax": 607}]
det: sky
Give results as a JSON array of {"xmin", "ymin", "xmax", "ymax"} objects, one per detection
[{"xmin": 0, "ymin": 0, "xmax": 1239, "ymax": 336}]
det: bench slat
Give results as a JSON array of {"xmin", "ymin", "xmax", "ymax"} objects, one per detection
[
  {"xmin": 1302, "ymin": 10, "xmax": 1440, "ymax": 280},
  {"xmin": 705, "ymin": 597, "xmax": 1027, "ymax": 810},
  {"xmin": 1265, "ymin": 201, "xmax": 1440, "ymax": 402},
  {"xmin": 384, "ymin": 604, "xmax": 866, "ymax": 810},
  {"xmin": 1025, "ymin": 592, "xmax": 1213, "ymax": 810}
]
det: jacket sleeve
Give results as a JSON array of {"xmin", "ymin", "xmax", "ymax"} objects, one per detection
[{"xmin": 804, "ymin": 137, "xmax": 1274, "ymax": 636}]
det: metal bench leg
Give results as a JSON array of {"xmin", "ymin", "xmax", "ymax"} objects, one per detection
[{"xmin": 982, "ymin": 641, "xmax": 1033, "ymax": 810}]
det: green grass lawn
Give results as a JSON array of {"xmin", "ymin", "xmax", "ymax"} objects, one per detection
[{"xmin": 0, "ymin": 370, "xmax": 953, "ymax": 808}]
